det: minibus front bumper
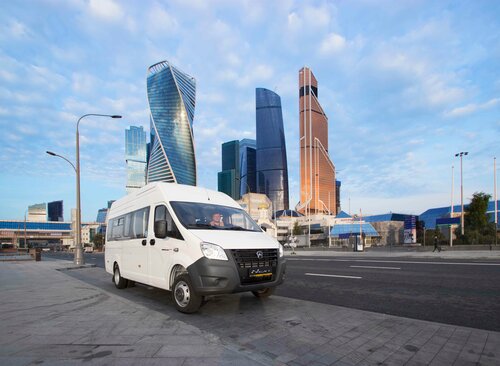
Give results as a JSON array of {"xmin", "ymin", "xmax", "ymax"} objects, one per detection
[{"xmin": 187, "ymin": 254, "xmax": 286, "ymax": 295}]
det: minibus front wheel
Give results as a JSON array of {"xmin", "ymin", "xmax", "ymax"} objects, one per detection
[
  {"xmin": 172, "ymin": 274, "xmax": 202, "ymax": 313},
  {"xmin": 113, "ymin": 264, "xmax": 128, "ymax": 289}
]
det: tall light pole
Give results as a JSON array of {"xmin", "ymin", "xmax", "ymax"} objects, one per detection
[
  {"xmin": 450, "ymin": 165, "xmax": 454, "ymax": 247},
  {"xmin": 494, "ymin": 157, "xmax": 497, "ymax": 246},
  {"xmin": 455, "ymin": 152, "xmax": 468, "ymax": 236},
  {"xmin": 48, "ymin": 113, "xmax": 121, "ymax": 265}
]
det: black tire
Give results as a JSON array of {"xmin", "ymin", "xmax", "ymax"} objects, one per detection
[
  {"xmin": 113, "ymin": 265, "xmax": 128, "ymax": 289},
  {"xmin": 172, "ymin": 274, "xmax": 202, "ymax": 313},
  {"xmin": 252, "ymin": 287, "xmax": 275, "ymax": 298}
]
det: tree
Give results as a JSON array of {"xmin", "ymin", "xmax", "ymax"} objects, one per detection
[
  {"xmin": 292, "ymin": 221, "xmax": 302, "ymax": 236},
  {"xmin": 92, "ymin": 233, "xmax": 105, "ymax": 251},
  {"xmin": 455, "ymin": 192, "xmax": 495, "ymax": 244}
]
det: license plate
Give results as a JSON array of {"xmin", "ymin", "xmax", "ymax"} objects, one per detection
[{"xmin": 249, "ymin": 267, "xmax": 273, "ymax": 278}]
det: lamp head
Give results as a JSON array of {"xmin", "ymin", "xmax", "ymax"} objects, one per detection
[
  {"xmin": 46, "ymin": 151, "xmax": 56, "ymax": 156},
  {"xmin": 111, "ymin": 115, "xmax": 122, "ymax": 119}
]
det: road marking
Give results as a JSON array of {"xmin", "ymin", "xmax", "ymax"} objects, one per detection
[
  {"xmin": 350, "ymin": 265, "xmax": 400, "ymax": 270},
  {"xmin": 288, "ymin": 258, "xmax": 500, "ymax": 266},
  {"xmin": 305, "ymin": 273, "xmax": 362, "ymax": 279}
]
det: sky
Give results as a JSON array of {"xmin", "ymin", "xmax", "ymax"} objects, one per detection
[{"xmin": 0, "ymin": 0, "xmax": 499, "ymax": 222}]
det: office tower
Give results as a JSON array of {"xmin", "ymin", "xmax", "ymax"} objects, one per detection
[
  {"xmin": 256, "ymin": 88, "xmax": 289, "ymax": 211},
  {"xmin": 28, "ymin": 203, "xmax": 47, "ymax": 222},
  {"xmin": 47, "ymin": 200, "xmax": 64, "ymax": 222},
  {"xmin": 239, "ymin": 138, "xmax": 256, "ymax": 196},
  {"xmin": 218, "ymin": 140, "xmax": 240, "ymax": 200},
  {"xmin": 298, "ymin": 67, "xmax": 336, "ymax": 215},
  {"xmin": 146, "ymin": 60, "xmax": 197, "ymax": 185},
  {"xmin": 96, "ymin": 208, "xmax": 108, "ymax": 223},
  {"xmin": 125, "ymin": 126, "xmax": 147, "ymax": 193}
]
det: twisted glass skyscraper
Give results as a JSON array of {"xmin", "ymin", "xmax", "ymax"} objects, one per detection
[
  {"xmin": 256, "ymin": 88, "xmax": 289, "ymax": 211},
  {"xmin": 146, "ymin": 61, "xmax": 197, "ymax": 185}
]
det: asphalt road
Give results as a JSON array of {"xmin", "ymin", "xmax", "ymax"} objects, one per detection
[{"xmin": 43, "ymin": 252, "xmax": 500, "ymax": 331}]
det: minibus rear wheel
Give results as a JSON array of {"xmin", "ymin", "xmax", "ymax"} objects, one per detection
[
  {"xmin": 252, "ymin": 287, "xmax": 275, "ymax": 298},
  {"xmin": 113, "ymin": 264, "xmax": 128, "ymax": 289},
  {"xmin": 172, "ymin": 274, "xmax": 202, "ymax": 313}
]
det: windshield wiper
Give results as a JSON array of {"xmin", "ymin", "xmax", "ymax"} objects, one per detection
[
  {"xmin": 222, "ymin": 226, "xmax": 251, "ymax": 231},
  {"xmin": 187, "ymin": 223, "xmax": 216, "ymax": 229}
]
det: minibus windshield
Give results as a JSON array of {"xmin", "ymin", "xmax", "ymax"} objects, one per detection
[{"xmin": 170, "ymin": 201, "xmax": 262, "ymax": 232}]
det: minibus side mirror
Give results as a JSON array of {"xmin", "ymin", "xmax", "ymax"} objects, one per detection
[
  {"xmin": 154, "ymin": 220, "xmax": 168, "ymax": 239},
  {"xmin": 260, "ymin": 225, "xmax": 267, "ymax": 232}
]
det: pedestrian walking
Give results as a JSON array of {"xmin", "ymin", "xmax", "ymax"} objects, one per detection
[{"xmin": 433, "ymin": 235, "xmax": 441, "ymax": 252}]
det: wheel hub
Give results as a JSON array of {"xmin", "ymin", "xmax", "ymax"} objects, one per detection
[{"xmin": 174, "ymin": 281, "xmax": 190, "ymax": 307}]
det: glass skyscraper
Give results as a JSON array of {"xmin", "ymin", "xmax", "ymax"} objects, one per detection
[
  {"xmin": 125, "ymin": 126, "xmax": 147, "ymax": 193},
  {"xmin": 256, "ymin": 88, "xmax": 289, "ymax": 211},
  {"xmin": 146, "ymin": 60, "xmax": 197, "ymax": 186},
  {"xmin": 239, "ymin": 138, "xmax": 256, "ymax": 196},
  {"xmin": 298, "ymin": 67, "xmax": 337, "ymax": 215},
  {"xmin": 218, "ymin": 140, "xmax": 240, "ymax": 200},
  {"xmin": 47, "ymin": 200, "xmax": 64, "ymax": 222}
]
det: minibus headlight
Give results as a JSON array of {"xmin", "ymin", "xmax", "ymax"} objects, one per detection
[
  {"xmin": 200, "ymin": 242, "xmax": 228, "ymax": 261},
  {"xmin": 279, "ymin": 244, "xmax": 284, "ymax": 258}
]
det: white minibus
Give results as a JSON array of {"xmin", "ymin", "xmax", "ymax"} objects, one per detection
[{"xmin": 105, "ymin": 182, "xmax": 286, "ymax": 313}]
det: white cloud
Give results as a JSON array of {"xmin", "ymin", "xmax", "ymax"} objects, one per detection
[
  {"xmin": 319, "ymin": 33, "xmax": 346, "ymax": 55},
  {"xmin": 146, "ymin": 4, "xmax": 178, "ymax": 35},
  {"xmin": 444, "ymin": 97, "xmax": 500, "ymax": 118},
  {"xmin": 5, "ymin": 19, "xmax": 32, "ymax": 38},
  {"xmin": 72, "ymin": 73, "xmax": 98, "ymax": 94},
  {"xmin": 88, "ymin": 0, "xmax": 124, "ymax": 21}
]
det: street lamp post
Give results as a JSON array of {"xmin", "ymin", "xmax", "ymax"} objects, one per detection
[
  {"xmin": 455, "ymin": 152, "xmax": 468, "ymax": 236},
  {"xmin": 494, "ymin": 157, "xmax": 497, "ymax": 246},
  {"xmin": 48, "ymin": 113, "xmax": 121, "ymax": 265}
]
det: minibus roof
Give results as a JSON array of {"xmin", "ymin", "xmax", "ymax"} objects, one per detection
[{"xmin": 109, "ymin": 182, "xmax": 241, "ymax": 217}]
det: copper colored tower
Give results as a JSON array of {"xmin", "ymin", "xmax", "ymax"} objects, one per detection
[{"xmin": 298, "ymin": 67, "xmax": 336, "ymax": 215}]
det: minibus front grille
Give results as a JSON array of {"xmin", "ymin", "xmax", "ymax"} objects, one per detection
[
  {"xmin": 230, "ymin": 249, "xmax": 278, "ymax": 285},
  {"xmin": 231, "ymin": 249, "xmax": 278, "ymax": 269}
]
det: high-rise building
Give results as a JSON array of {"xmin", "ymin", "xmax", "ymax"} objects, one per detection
[
  {"xmin": 125, "ymin": 126, "xmax": 147, "ymax": 193},
  {"xmin": 256, "ymin": 88, "xmax": 289, "ymax": 211},
  {"xmin": 239, "ymin": 138, "xmax": 256, "ymax": 196},
  {"xmin": 47, "ymin": 200, "xmax": 64, "ymax": 222},
  {"xmin": 146, "ymin": 60, "xmax": 197, "ymax": 185},
  {"xmin": 28, "ymin": 203, "xmax": 47, "ymax": 222},
  {"xmin": 336, "ymin": 180, "xmax": 341, "ymax": 214},
  {"xmin": 218, "ymin": 140, "xmax": 240, "ymax": 200},
  {"xmin": 298, "ymin": 67, "xmax": 336, "ymax": 215}
]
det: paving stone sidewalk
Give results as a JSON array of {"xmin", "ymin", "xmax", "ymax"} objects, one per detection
[{"xmin": 1, "ymin": 261, "xmax": 499, "ymax": 365}]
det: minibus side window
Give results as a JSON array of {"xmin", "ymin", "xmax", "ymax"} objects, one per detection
[
  {"xmin": 154, "ymin": 205, "xmax": 184, "ymax": 241},
  {"xmin": 107, "ymin": 219, "xmax": 114, "ymax": 241},
  {"xmin": 131, "ymin": 207, "xmax": 149, "ymax": 239}
]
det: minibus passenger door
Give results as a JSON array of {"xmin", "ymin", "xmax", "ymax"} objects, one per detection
[{"xmin": 149, "ymin": 205, "xmax": 183, "ymax": 288}]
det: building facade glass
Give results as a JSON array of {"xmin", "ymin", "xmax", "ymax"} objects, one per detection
[
  {"xmin": 256, "ymin": 88, "xmax": 289, "ymax": 211},
  {"xmin": 298, "ymin": 67, "xmax": 337, "ymax": 215},
  {"xmin": 125, "ymin": 126, "xmax": 147, "ymax": 193},
  {"xmin": 146, "ymin": 60, "xmax": 197, "ymax": 186},
  {"xmin": 47, "ymin": 200, "xmax": 64, "ymax": 222},
  {"xmin": 239, "ymin": 138, "xmax": 256, "ymax": 196},
  {"xmin": 218, "ymin": 140, "xmax": 240, "ymax": 200}
]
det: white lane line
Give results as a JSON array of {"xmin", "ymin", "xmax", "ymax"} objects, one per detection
[
  {"xmin": 288, "ymin": 258, "xmax": 500, "ymax": 266},
  {"xmin": 350, "ymin": 265, "xmax": 400, "ymax": 270},
  {"xmin": 305, "ymin": 273, "xmax": 362, "ymax": 279}
]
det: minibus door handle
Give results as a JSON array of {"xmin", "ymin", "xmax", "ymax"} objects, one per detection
[
  {"xmin": 150, "ymin": 239, "xmax": 155, "ymax": 246},
  {"xmin": 173, "ymin": 248, "xmax": 179, "ymax": 252},
  {"xmin": 141, "ymin": 239, "xmax": 147, "ymax": 246}
]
